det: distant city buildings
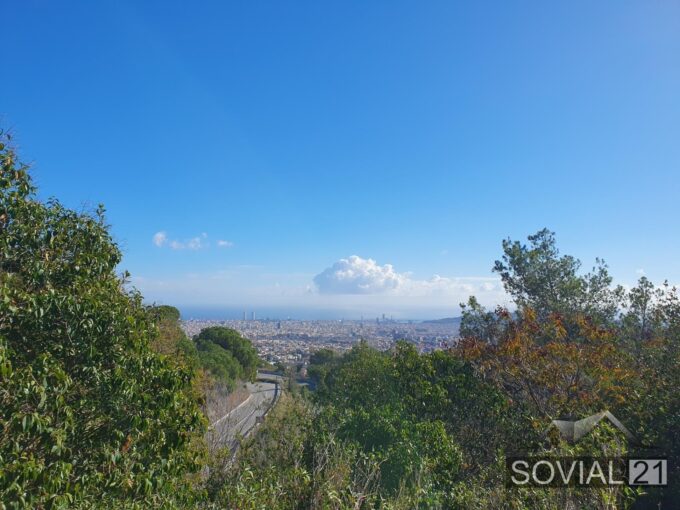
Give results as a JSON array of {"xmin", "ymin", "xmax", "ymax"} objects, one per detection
[{"xmin": 181, "ymin": 318, "xmax": 459, "ymax": 365}]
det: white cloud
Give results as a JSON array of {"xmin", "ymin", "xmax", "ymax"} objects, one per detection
[
  {"xmin": 312, "ymin": 256, "xmax": 506, "ymax": 307},
  {"xmin": 152, "ymin": 231, "xmax": 167, "ymax": 247},
  {"xmin": 217, "ymin": 240, "xmax": 234, "ymax": 248},
  {"xmin": 313, "ymin": 255, "xmax": 408, "ymax": 294},
  {"xmin": 636, "ymin": 268, "xmax": 646, "ymax": 276},
  {"xmin": 156, "ymin": 231, "xmax": 208, "ymax": 250}
]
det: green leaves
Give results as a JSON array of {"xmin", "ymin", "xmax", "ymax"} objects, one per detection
[
  {"xmin": 0, "ymin": 133, "xmax": 206, "ymax": 508},
  {"xmin": 491, "ymin": 228, "xmax": 620, "ymax": 326},
  {"xmin": 306, "ymin": 341, "xmax": 507, "ymax": 504},
  {"xmin": 195, "ymin": 326, "xmax": 259, "ymax": 383}
]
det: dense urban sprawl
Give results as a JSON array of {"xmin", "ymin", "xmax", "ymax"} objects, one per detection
[{"xmin": 181, "ymin": 318, "xmax": 459, "ymax": 363}]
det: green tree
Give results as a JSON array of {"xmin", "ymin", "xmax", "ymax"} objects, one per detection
[
  {"xmin": 195, "ymin": 326, "xmax": 259, "ymax": 381},
  {"xmin": 307, "ymin": 347, "xmax": 339, "ymax": 392},
  {"xmin": 149, "ymin": 305, "xmax": 198, "ymax": 364},
  {"xmin": 151, "ymin": 305, "xmax": 181, "ymax": 322},
  {"xmin": 461, "ymin": 229, "xmax": 624, "ymax": 346},
  {"xmin": 457, "ymin": 230, "xmax": 678, "ymax": 508},
  {"xmin": 492, "ymin": 228, "xmax": 622, "ymax": 323},
  {"xmin": 0, "ymin": 133, "xmax": 205, "ymax": 508},
  {"xmin": 459, "ymin": 296, "xmax": 505, "ymax": 345},
  {"xmin": 195, "ymin": 340, "xmax": 242, "ymax": 391},
  {"xmin": 617, "ymin": 279, "xmax": 680, "ymax": 505},
  {"xmin": 309, "ymin": 347, "xmax": 338, "ymax": 366}
]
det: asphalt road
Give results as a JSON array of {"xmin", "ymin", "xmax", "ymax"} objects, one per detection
[{"xmin": 208, "ymin": 376, "xmax": 278, "ymax": 452}]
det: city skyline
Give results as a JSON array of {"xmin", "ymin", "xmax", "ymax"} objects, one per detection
[{"xmin": 4, "ymin": 1, "xmax": 680, "ymax": 318}]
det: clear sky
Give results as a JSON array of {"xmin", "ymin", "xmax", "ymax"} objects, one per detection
[{"xmin": 4, "ymin": 1, "xmax": 680, "ymax": 319}]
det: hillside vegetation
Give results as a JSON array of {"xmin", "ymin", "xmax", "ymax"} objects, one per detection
[
  {"xmin": 217, "ymin": 231, "xmax": 679, "ymax": 508},
  {"xmin": 1, "ymin": 135, "xmax": 678, "ymax": 509},
  {"xmin": 149, "ymin": 307, "xmax": 257, "ymax": 393},
  {"xmin": 0, "ymin": 134, "xmax": 206, "ymax": 508}
]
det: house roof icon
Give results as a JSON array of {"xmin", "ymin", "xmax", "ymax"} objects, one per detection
[{"xmin": 549, "ymin": 411, "xmax": 640, "ymax": 445}]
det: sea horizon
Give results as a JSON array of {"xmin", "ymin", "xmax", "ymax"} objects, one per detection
[{"xmin": 173, "ymin": 305, "xmax": 462, "ymax": 322}]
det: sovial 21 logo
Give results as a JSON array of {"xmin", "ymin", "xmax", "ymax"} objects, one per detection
[{"xmin": 506, "ymin": 411, "xmax": 667, "ymax": 488}]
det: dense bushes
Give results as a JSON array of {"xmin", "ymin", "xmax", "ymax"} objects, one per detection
[
  {"xmin": 207, "ymin": 393, "xmax": 396, "ymax": 509},
  {"xmin": 456, "ymin": 230, "xmax": 680, "ymax": 507},
  {"xmin": 217, "ymin": 339, "xmax": 534, "ymax": 508},
  {"xmin": 304, "ymin": 341, "xmax": 513, "ymax": 506},
  {"xmin": 0, "ymin": 133, "xmax": 206, "ymax": 508}
]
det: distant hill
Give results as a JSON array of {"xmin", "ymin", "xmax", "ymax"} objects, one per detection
[{"xmin": 422, "ymin": 317, "xmax": 461, "ymax": 325}]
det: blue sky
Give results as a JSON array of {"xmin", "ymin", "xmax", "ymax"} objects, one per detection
[{"xmin": 4, "ymin": 1, "xmax": 680, "ymax": 318}]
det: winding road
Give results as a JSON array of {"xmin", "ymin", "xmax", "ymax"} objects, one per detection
[{"xmin": 208, "ymin": 373, "xmax": 282, "ymax": 452}]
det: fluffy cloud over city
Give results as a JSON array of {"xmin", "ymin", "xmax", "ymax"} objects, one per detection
[
  {"xmin": 314, "ymin": 256, "xmax": 407, "ymax": 294},
  {"xmin": 313, "ymin": 255, "xmax": 504, "ymax": 299}
]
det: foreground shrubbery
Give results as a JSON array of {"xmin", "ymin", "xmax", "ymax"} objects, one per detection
[{"xmin": 0, "ymin": 134, "xmax": 206, "ymax": 508}]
